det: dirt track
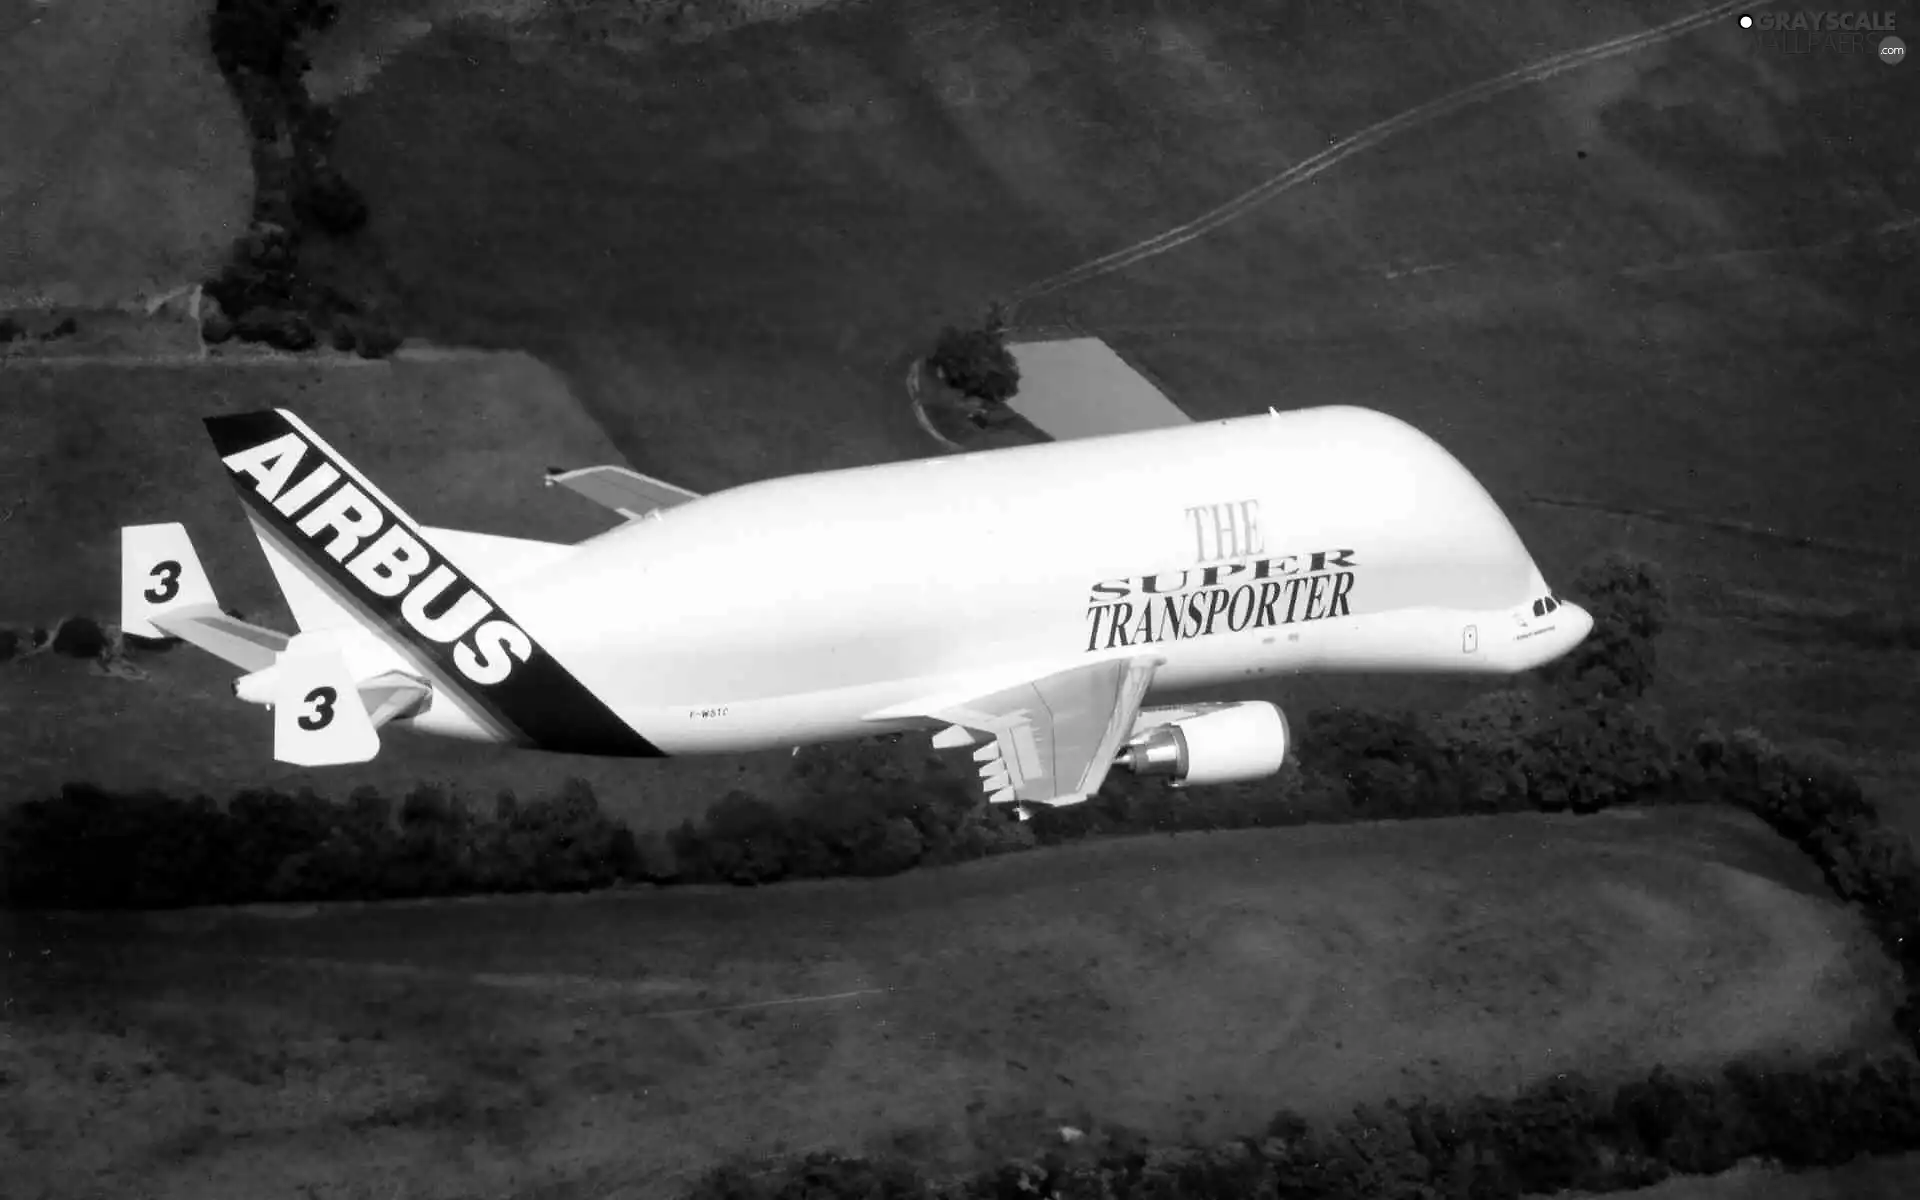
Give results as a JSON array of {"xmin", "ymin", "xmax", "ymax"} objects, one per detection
[{"xmin": 3, "ymin": 806, "xmax": 1903, "ymax": 1199}]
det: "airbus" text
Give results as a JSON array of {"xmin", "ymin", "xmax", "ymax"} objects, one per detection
[{"xmin": 222, "ymin": 433, "xmax": 533, "ymax": 686}]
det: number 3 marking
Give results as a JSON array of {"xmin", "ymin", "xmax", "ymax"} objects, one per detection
[
  {"xmin": 298, "ymin": 686, "xmax": 337, "ymax": 731},
  {"xmin": 145, "ymin": 560, "xmax": 182, "ymax": 603}
]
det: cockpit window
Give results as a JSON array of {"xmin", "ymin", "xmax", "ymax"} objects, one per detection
[
  {"xmin": 1546, "ymin": 597, "xmax": 1559, "ymax": 613},
  {"xmin": 1532, "ymin": 599, "xmax": 1545, "ymax": 617}
]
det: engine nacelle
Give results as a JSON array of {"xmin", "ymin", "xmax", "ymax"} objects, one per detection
[
  {"xmin": 1116, "ymin": 701, "xmax": 1290, "ymax": 788},
  {"xmin": 232, "ymin": 664, "xmax": 281, "ymax": 707}
]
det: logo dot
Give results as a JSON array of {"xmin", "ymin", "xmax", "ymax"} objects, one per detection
[
  {"xmin": 1881, "ymin": 35, "xmax": 1907, "ymax": 65},
  {"xmin": 1738, "ymin": 13, "xmax": 1754, "ymax": 28}
]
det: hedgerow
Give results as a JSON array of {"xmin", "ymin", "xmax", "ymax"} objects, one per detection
[
  {"xmin": 11, "ymin": 546, "xmax": 1920, "ymax": 1196},
  {"xmin": 676, "ymin": 1053, "xmax": 1920, "ymax": 1199},
  {"xmin": 0, "ymin": 779, "xmax": 637, "ymax": 908},
  {"xmin": 201, "ymin": 0, "xmax": 401, "ymax": 356}
]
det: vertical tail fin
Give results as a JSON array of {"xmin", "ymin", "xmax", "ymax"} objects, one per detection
[{"xmin": 202, "ymin": 409, "xmax": 662, "ymax": 758}]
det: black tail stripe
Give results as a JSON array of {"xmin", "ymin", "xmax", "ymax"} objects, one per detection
[
  {"xmin": 206, "ymin": 411, "xmax": 665, "ymax": 759},
  {"xmin": 245, "ymin": 513, "xmax": 522, "ymax": 746}
]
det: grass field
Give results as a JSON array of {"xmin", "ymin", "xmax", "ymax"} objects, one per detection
[
  {"xmin": 0, "ymin": 0, "xmax": 250, "ymax": 308},
  {"xmin": 4, "ymin": 2, "xmax": 1917, "ymax": 1198},
  {"xmin": 3, "ymin": 805, "xmax": 1906, "ymax": 1199}
]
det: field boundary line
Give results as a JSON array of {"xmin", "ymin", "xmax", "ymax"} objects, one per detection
[
  {"xmin": 240, "ymin": 953, "xmax": 900, "ymax": 1015},
  {"xmin": 1007, "ymin": 0, "xmax": 1748, "ymax": 308}
]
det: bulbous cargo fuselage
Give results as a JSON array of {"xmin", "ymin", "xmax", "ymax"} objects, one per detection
[{"xmin": 498, "ymin": 406, "xmax": 1590, "ymax": 754}]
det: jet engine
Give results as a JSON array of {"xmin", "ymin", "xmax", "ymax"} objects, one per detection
[{"xmin": 1115, "ymin": 701, "xmax": 1290, "ymax": 788}]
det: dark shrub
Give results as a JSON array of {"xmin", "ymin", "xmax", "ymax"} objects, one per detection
[
  {"xmin": 1, "ymin": 785, "xmax": 159, "ymax": 908},
  {"xmin": 685, "ymin": 1153, "xmax": 923, "ymax": 1200},
  {"xmin": 346, "ymin": 314, "xmax": 403, "ymax": 359},
  {"xmin": 791, "ymin": 738, "xmax": 922, "ymax": 800},
  {"xmin": 297, "ymin": 165, "xmax": 369, "ymax": 236},
  {"xmin": 240, "ymin": 220, "xmax": 297, "ymax": 270},
  {"xmin": 202, "ymin": 305, "xmax": 236, "ymax": 344},
  {"xmin": 51, "ymin": 615, "xmax": 110, "ymax": 659},
  {"xmin": 855, "ymin": 816, "xmax": 926, "ymax": 877},
  {"xmin": 0, "ymin": 786, "xmax": 243, "ymax": 909},
  {"xmin": 928, "ymin": 310, "xmax": 1020, "ymax": 406},
  {"xmin": 234, "ymin": 306, "xmax": 316, "ymax": 351},
  {"xmin": 679, "ymin": 1164, "xmax": 769, "ymax": 1200},
  {"xmin": 944, "ymin": 803, "xmax": 1038, "ymax": 861},
  {"xmin": 668, "ymin": 818, "xmax": 715, "ymax": 884},
  {"xmin": 783, "ymin": 792, "xmax": 887, "ymax": 879},
  {"xmin": 1540, "ymin": 550, "xmax": 1668, "ymax": 703},
  {"xmin": 226, "ymin": 786, "xmax": 344, "ymax": 898},
  {"xmin": 700, "ymin": 790, "xmax": 796, "ymax": 885},
  {"xmin": 1295, "ymin": 708, "xmax": 1463, "ymax": 818},
  {"xmin": 384, "ymin": 787, "xmax": 483, "ymax": 897},
  {"xmin": 0, "ymin": 628, "xmax": 18, "ymax": 662},
  {"xmin": 1432, "ymin": 689, "xmax": 1541, "ymax": 812},
  {"xmin": 480, "ymin": 778, "xmax": 633, "ymax": 893},
  {"xmin": 1496, "ymin": 1073, "xmax": 1621, "ymax": 1193},
  {"xmin": 125, "ymin": 793, "xmax": 236, "ymax": 908},
  {"xmin": 1612, "ymin": 1065, "xmax": 1692, "ymax": 1160},
  {"xmin": 204, "ymin": 261, "xmax": 291, "ymax": 317},
  {"xmin": 1433, "ymin": 689, "xmax": 1683, "ymax": 816},
  {"xmin": 630, "ymin": 830, "xmax": 679, "ymax": 884},
  {"xmin": 399, "ymin": 784, "xmax": 451, "ymax": 831},
  {"xmin": 296, "ymin": 101, "xmax": 340, "ymax": 148},
  {"xmin": 1313, "ymin": 1104, "xmax": 1434, "ymax": 1199},
  {"xmin": 0, "ymin": 315, "xmax": 21, "ymax": 342},
  {"xmin": 252, "ymin": 182, "xmax": 298, "ymax": 232},
  {"xmin": 1721, "ymin": 1062, "xmax": 1857, "ymax": 1169},
  {"xmin": 1524, "ymin": 701, "xmax": 1681, "ymax": 813}
]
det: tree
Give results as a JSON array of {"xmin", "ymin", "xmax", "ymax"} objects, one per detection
[
  {"xmin": 1539, "ymin": 550, "xmax": 1669, "ymax": 703},
  {"xmin": 929, "ymin": 303, "xmax": 1020, "ymax": 405}
]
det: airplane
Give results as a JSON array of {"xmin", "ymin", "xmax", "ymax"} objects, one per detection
[{"xmin": 121, "ymin": 406, "xmax": 1594, "ymax": 819}]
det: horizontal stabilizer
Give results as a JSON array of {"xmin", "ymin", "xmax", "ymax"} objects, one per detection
[
  {"xmin": 151, "ymin": 604, "xmax": 290, "ymax": 674},
  {"xmin": 545, "ymin": 464, "xmax": 699, "ymax": 521}
]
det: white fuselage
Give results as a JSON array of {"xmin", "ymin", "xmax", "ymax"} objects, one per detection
[{"xmin": 398, "ymin": 407, "xmax": 1590, "ymax": 751}]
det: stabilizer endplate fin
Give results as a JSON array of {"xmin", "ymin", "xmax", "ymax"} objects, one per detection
[{"xmin": 273, "ymin": 633, "xmax": 381, "ymax": 766}]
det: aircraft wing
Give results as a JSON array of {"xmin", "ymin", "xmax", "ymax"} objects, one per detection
[
  {"xmin": 871, "ymin": 655, "xmax": 1161, "ymax": 813},
  {"xmin": 544, "ymin": 464, "xmax": 700, "ymax": 521}
]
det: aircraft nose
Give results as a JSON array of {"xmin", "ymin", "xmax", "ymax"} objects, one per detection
[{"xmin": 1565, "ymin": 602, "xmax": 1595, "ymax": 648}]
